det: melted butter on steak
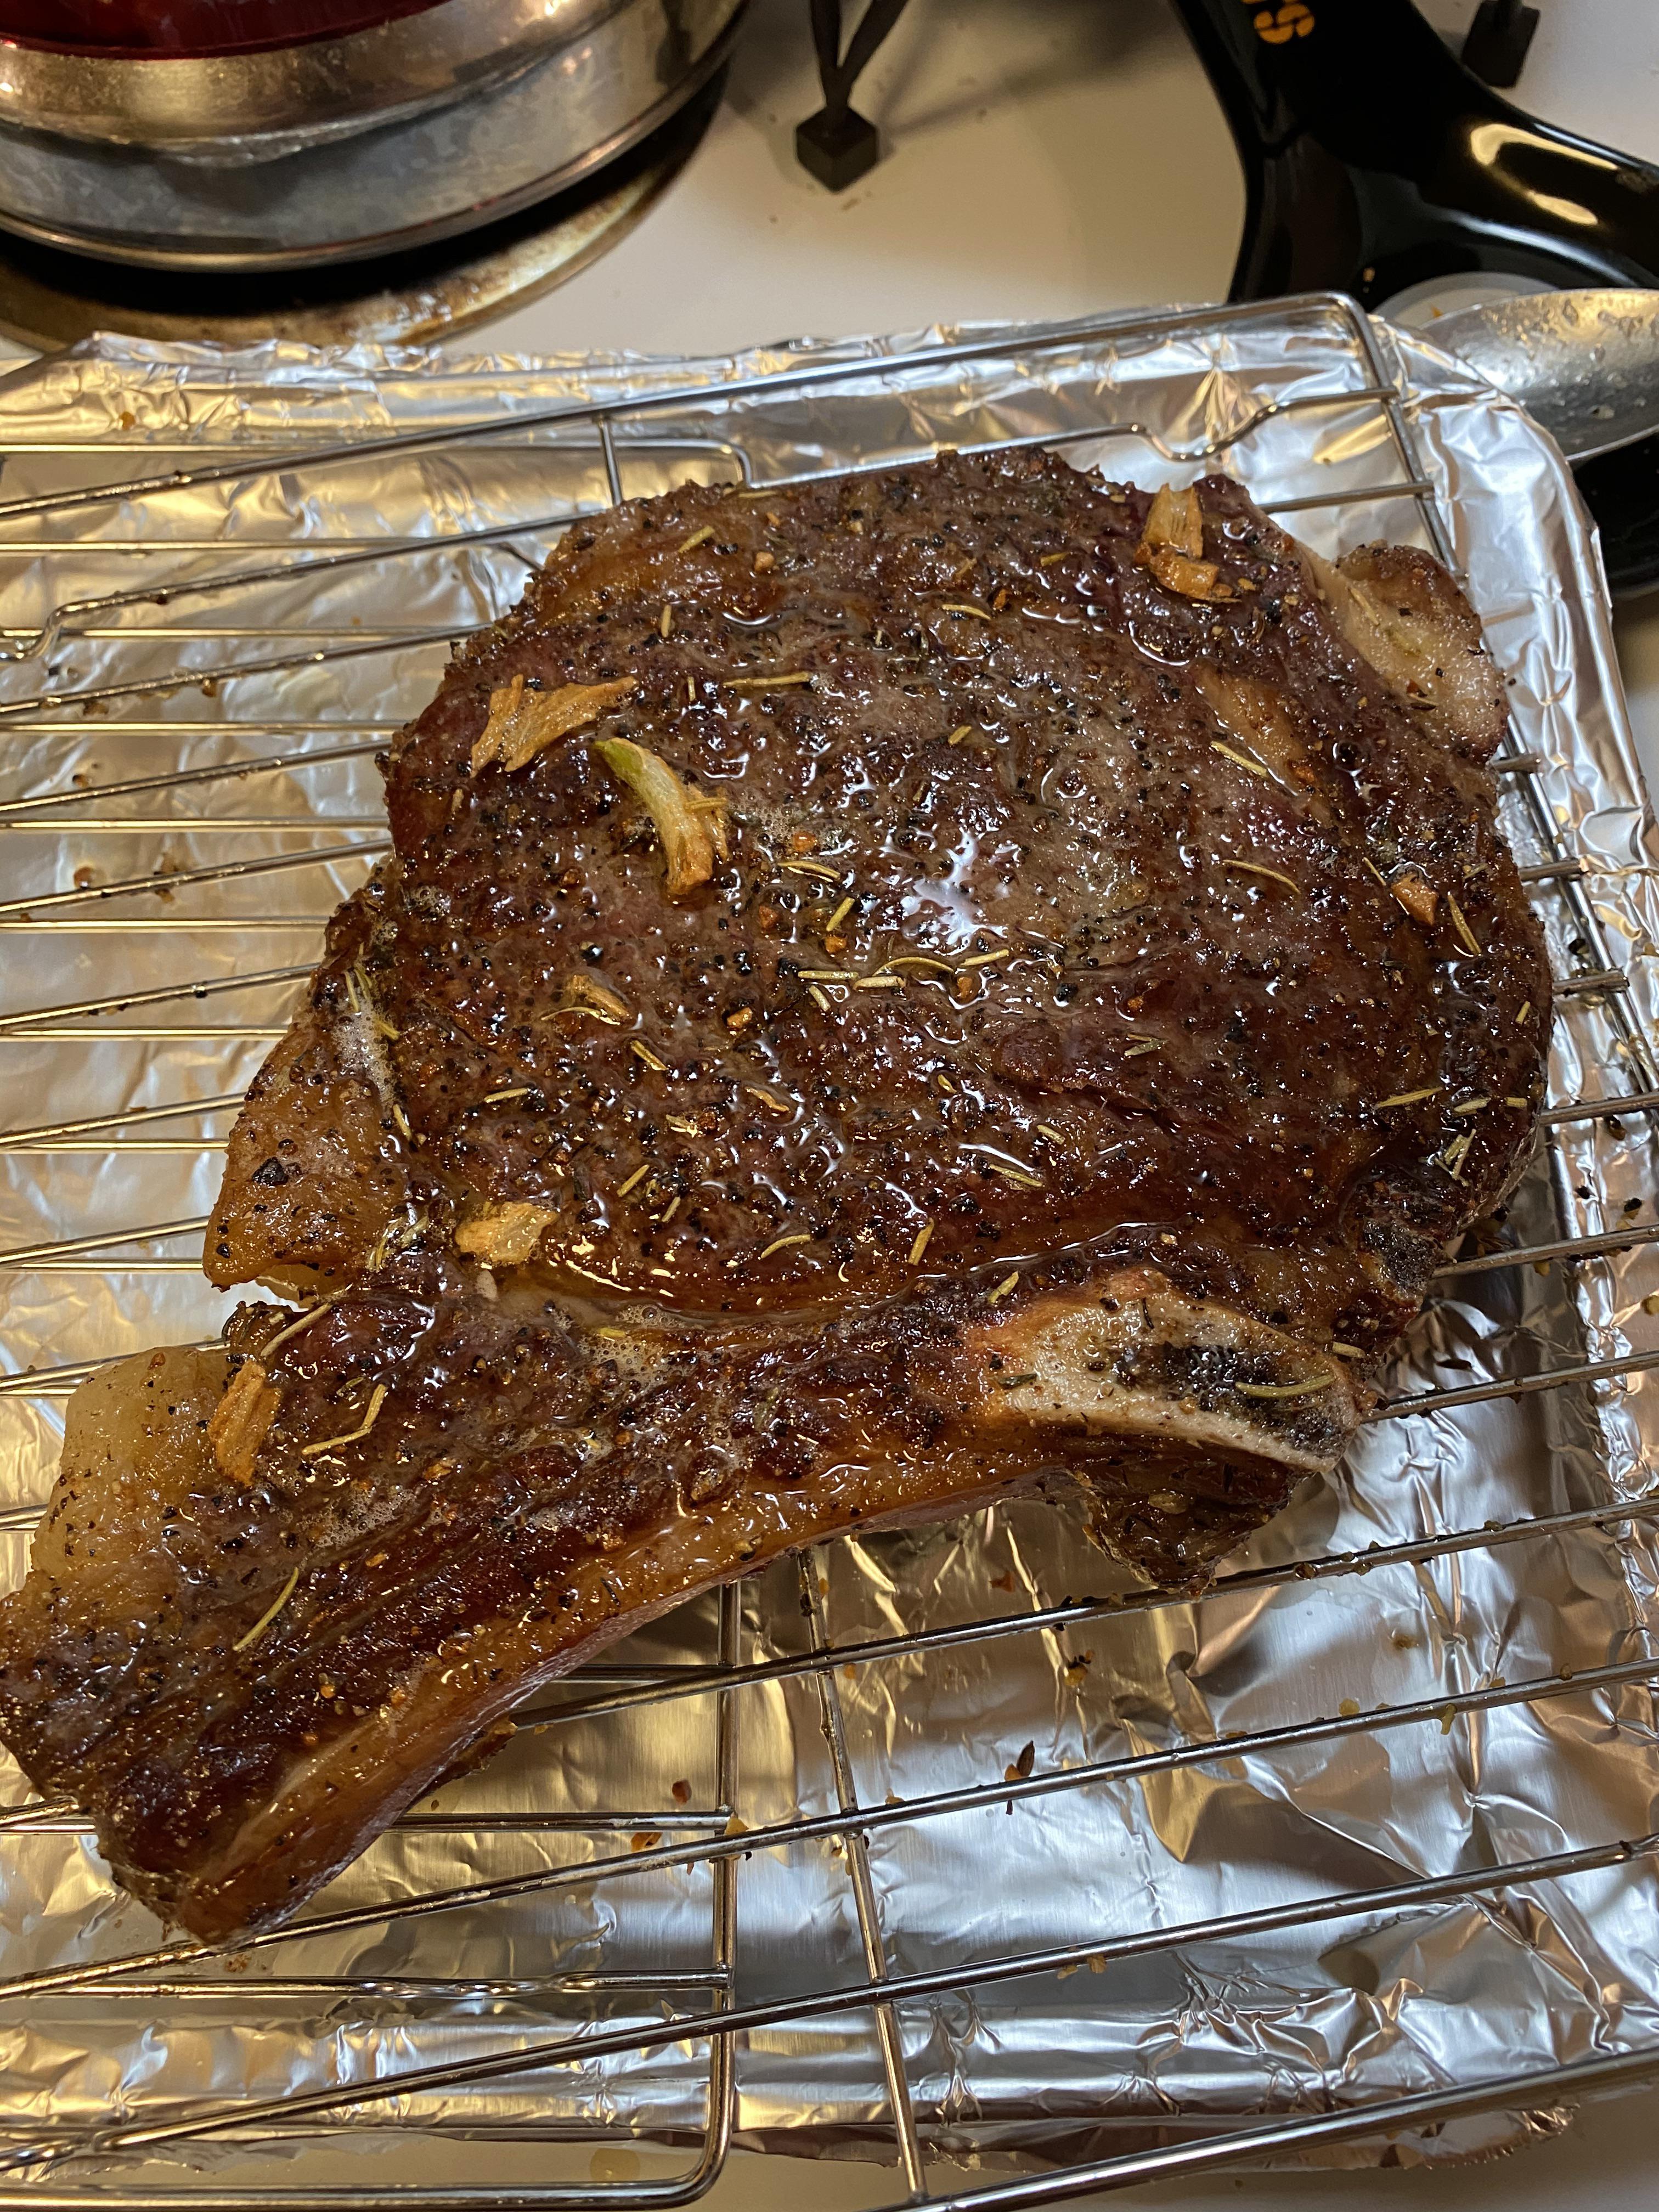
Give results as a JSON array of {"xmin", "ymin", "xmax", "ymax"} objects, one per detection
[{"xmin": 0, "ymin": 452, "xmax": 1549, "ymax": 1941}]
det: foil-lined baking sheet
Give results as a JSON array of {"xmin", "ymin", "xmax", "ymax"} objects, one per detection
[{"xmin": 0, "ymin": 302, "xmax": 1655, "ymax": 2200}]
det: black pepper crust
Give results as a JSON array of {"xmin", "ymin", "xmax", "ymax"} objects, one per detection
[
  {"xmin": 354, "ymin": 450, "xmax": 1544, "ymax": 1330},
  {"xmin": 0, "ymin": 449, "xmax": 1549, "ymax": 1941}
]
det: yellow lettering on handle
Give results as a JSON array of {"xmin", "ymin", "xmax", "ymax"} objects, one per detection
[{"xmin": 1253, "ymin": 1, "xmax": 1315, "ymax": 41}]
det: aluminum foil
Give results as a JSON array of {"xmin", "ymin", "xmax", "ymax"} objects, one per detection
[{"xmin": 0, "ymin": 304, "xmax": 1655, "ymax": 2199}]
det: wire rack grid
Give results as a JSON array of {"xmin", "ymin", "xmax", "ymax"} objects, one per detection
[{"xmin": 0, "ymin": 295, "xmax": 1655, "ymax": 2209}]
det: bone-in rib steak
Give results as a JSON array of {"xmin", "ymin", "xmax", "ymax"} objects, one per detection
[{"xmin": 0, "ymin": 452, "xmax": 1549, "ymax": 1940}]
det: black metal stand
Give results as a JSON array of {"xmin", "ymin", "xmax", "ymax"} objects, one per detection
[
  {"xmin": 794, "ymin": 0, "xmax": 915, "ymax": 191},
  {"xmin": 1463, "ymin": 0, "xmax": 1541, "ymax": 89}
]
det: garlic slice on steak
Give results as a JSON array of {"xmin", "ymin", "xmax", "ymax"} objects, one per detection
[
  {"xmin": 208, "ymin": 1357, "xmax": 280, "ymax": 1484},
  {"xmin": 470, "ymin": 673, "xmax": 637, "ymax": 775},
  {"xmin": 454, "ymin": 1201, "xmax": 560, "ymax": 1268},
  {"xmin": 595, "ymin": 736, "xmax": 730, "ymax": 896},
  {"xmin": 552, "ymin": 974, "xmax": 632, "ymax": 1024},
  {"xmin": 1135, "ymin": 481, "xmax": 1230, "ymax": 601}
]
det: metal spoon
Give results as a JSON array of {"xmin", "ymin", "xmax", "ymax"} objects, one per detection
[
  {"xmin": 1429, "ymin": 289, "xmax": 1659, "ymax": 593},
  {"xmin": 1430, "ymin": 288, "xmax": 1659, "ymax": 464}
]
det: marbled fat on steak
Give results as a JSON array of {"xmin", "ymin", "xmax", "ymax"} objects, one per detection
[{"xmin": 0, "ymin": 451, "xmax": 1549, "ymax": 1940}]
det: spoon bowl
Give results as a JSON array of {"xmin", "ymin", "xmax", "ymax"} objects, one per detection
[{"xmin": 1431, "ymin": 288, "xmax": 1659, "ymax": 464}]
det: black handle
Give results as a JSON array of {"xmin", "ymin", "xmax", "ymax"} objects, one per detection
[{"xmin": 1169, "ymin": 0, "xmax": 1659, "ymax": 307}]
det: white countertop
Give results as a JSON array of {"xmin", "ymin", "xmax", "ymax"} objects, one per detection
[{"xmin": 447, "ymin": 2, "xmax": 1659, "ymax": 2203}]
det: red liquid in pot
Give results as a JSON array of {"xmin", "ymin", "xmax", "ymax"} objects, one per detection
[{"xmin": 0, "ymin": 0, "xmax": 446, "ymax": 58}]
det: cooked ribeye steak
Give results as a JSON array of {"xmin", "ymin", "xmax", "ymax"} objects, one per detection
[{"xmin": 0, "ymin": 451, "xmax": 1549, "ymax": 1942}]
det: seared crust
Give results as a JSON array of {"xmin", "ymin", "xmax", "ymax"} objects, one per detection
[
  {"xmin": 1313, "ymin": 542, "xmax": 1508, "ymax": 760},
  {"xmin": 0, "ymin": 451, "xmax": 1550, "ymax": 1940},
  {"xmin": 207, "ymin": 999, "xmax": 407, "ymax": 1296}
]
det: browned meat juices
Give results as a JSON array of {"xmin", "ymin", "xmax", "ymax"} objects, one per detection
[{"xmin": 0, "ymin": 452, "xmax": 1549, "ymax": 1940}]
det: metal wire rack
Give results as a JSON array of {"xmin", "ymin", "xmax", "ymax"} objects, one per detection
[{"xmin": 0, "ymin": 294, "xmax": 1657, "ymax": 2208}]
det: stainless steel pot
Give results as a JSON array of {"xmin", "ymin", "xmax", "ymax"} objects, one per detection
[{"xmin": 0, "ymin": 0, "xmax": 745, "ymax": 268}]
